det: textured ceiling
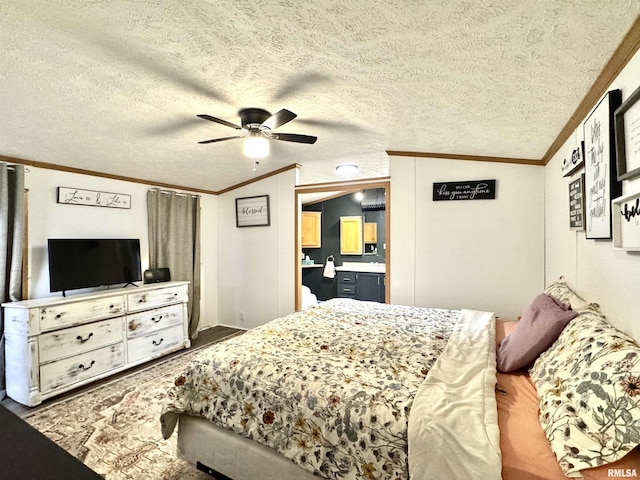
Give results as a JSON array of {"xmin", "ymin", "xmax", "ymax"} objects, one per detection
[{"xmin": 0, "ymin": 1, "xmax": 639, "ymax": 192}]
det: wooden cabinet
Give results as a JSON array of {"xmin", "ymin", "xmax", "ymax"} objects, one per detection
[
  {"xmin": 301, "ymin": 211, "xmax": 322, "ymax": 248},
  {"xmin": 340, "ymin": 216, "xmax": 363, "ymax": 255},
  {"xmin": 337, "ymin": 271, "xmax": 385, "ymax": 303},
  {"xmin": 364, "ymin": 222, "xmax": 377, "ymax": 243},
  {"xmin": 2, "ymin": 281, "xmax": 190, "ymax": 406},
  {"xmin": 356, "ymin": 273, "xmax": 385, "ymax": 302}
]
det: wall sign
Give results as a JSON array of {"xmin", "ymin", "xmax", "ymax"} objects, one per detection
[
  {"xmin": 569, "ymin": 174, "xmax": 585, "ymax": 230},
  {"xmin": 236, "ymin": 195, "xmax": 270, "ymax": 227},
  {"xmin": 612, "ymin": 190, "xmax": 640, "ymax": 250},
  {"xmin": 561, "ymin": 141, "xmax": 585, "ymax": 177},
  {"xmin": 583, "ymin": 89, "xmax": 622, "ymax": 239},
  {"xmin": 614, "ymin": 83, "xmax": 640, "ymax": 181},
  {"xmin": 432, "ymin": 180, "xmax": 496, "ymax": 201},
  {"xmin": 57, "ymin": 187, "xmax": 131, "ymax": 209}
]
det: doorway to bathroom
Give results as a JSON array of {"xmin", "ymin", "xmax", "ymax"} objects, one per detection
[{"xmin": 294, "ymin": 178, "xmax": 390, "ymax": 311}]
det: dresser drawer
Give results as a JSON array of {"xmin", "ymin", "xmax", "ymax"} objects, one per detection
[
  {"xmin": 39, "ymin": 296, "xmax": 125, "ymax": 332},
  {"xmin": 127, "ymin": 304, "xmax": 183, "ymax": 338},
  {"xmin": 40, "ymin": 343, "xmax": 125, "ymax": 394},
  {"xmin": 337, "ymin": 272, "xmax": 356, "ymax": 283},
  {"xmin": 338, "ymin": 284, "xmax": 357, "ymax": 297},
  {"xmin": 127, "ymin": 324, "xmax": 185, "ymax": 364},
  {"xmin": 39, "ymin": 317, "xmax": 124, "ymax": 364},
  {"xmin": 127, "ymin": 286, "xmax": 187, "ymax": 312}
]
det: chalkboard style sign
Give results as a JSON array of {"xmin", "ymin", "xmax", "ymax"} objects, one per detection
[
  {"xmin": 569, "ymin": 174, "xmax": 585, "ymax": 230},
  {"xmin": 432, "ymin": 180, "xmax": 496, "ymax": 201}
]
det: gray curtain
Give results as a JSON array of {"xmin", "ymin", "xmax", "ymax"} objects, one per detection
[
  {"xmin": 147, "ymin": 189, "xmax": 201, "ymax": 339},
  {"xmin": 0, "ymin": 163, "xmax": 25, "ymax": 401}
]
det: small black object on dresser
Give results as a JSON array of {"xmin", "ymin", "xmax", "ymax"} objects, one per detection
[{"xmin": 143, "ymin": 267, "xmax": 171, "ymax": 284}]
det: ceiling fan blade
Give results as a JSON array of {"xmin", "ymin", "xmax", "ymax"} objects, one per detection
[
  {"xmin": 197, "ymin": 114, "xmax": 243, "ymax": 130},
  {"xmin": 261, "ymin": 109, "xmax": 297, "ymax": 130},
  {"xmin": 198, "ymin": 135, "xmax": 244, "ymax": 144},
  {"xmin": 271, "ymin": 133, "xmax": 317, "ymax": 144},
  {"xmin": 295, "ymin": 118, "xmax": 367, "ymax": 132},
  {"xmin": 271, "ymin": 72, "xmax": 330, "ymax": 101}
]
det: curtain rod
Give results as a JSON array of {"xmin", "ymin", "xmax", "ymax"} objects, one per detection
[{"xmin": 148, "ymin": 188, "xmax": 200, "ymax": 198}]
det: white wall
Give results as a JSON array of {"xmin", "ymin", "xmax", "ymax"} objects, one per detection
[
  {"xmin": 23, "ymin": 166, "xmax": 218, "ymax": 330},
  {"xmin": 390, "ymin": 156, "xmax": 545, "ymax": 319},
  {"xmin": 545, "ymin": 49, "xmax": 640, "ymax": 342},
  {"xmin": 217, "ymin": 168, "xmax": 296, "ymax": 328}
]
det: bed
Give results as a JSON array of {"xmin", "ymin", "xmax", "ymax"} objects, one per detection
[{"xmin": 161, "ymin": 278, "xmax": 640, "ymax": 479}]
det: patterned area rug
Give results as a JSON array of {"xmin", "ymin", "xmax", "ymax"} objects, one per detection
[{"xmin": 23, "ymin": 332, "xmax": 243, "ymax": 480}]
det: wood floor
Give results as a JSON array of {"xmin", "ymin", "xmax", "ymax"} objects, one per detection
[{"xmin": 1, "ymin": 325, "xmax": 243, "ymax": 416}]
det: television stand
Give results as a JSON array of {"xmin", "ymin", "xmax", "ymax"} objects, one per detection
[
  {"xmin": 122, "ymin": 282, "xmax": 139, "ymax": 288},
  {"xmin": 2, "ymin": 281, "xmax": 190, "ymax": 406}
]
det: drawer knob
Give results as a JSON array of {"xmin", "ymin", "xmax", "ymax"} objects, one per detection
[
  {"xmin": 76, "ymin": 333, "xmax": 94, "ymax": 343},
  {"xmin": 152, "ymin": 338, "xmax": 164, "ymax": 346},
  {"xmin": 55, "ymin": 313, "xmax": 62, "ymax": 319},
  {"xmin": 151, "ymin": 315, "xmax": 163, "ymax": 323},
  {"xmin": 78, "ymin": 360, "xmax": 96, "ymax": 371}
]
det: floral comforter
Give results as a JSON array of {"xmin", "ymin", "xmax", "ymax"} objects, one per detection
[{"xmin": 161, "ymin": 299, "xmax": 497, "ymax": 479}]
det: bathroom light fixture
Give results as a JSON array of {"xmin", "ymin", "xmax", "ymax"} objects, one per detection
[
  {"xmin": 354, "ymin": 191, "xmax": 364, "ymax": 201},
  {"xmin": 243, "ymin": 134, "xmax": 270, "ymax": 158},
  {"xmin": 336, "ymin": 164, "xmax": 358, "ymax": 177}
]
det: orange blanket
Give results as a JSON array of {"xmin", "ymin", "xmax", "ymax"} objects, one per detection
[{"xmin": 496, "ymin": 320, "xmax": 640, "ymax": 480}]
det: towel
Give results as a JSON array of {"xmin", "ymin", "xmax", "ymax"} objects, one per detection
[{"xmin": 323, "ymin": 257, "xmax": 336, "ymax": 278}]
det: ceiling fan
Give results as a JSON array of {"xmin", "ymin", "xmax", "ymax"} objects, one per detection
[{"xmin": 197, "ymin": 108, "xmax": 317, "ymax": 158}]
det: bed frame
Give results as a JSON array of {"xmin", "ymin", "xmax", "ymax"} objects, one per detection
[{"xmin": 177, "ymin": 414, "xmax": 317, "ymax": 480}]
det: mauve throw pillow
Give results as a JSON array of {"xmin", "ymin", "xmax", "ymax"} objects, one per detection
[{"xmin": 497, "ymin": 293, "xmax": 578, "ymax": 373}]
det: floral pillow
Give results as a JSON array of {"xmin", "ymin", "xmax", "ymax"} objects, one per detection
[
  {"xmin": 543, "ymin": 275, "xmax": 600, "ymax": 314},
  {"xmin": 529, "ymin": 307, "xmax": 640, "ymax": 477}
]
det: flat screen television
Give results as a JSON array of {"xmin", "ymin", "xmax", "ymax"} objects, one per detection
[{"xmin": 48, "ymin": 238, "xmax": 142, "ymax": 293}]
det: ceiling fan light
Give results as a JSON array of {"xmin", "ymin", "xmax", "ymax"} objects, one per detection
[
  {"xmin": 243, "ymin": 135, "xmax": 270, "ymax": 158},
  {"xmin": 336, "ymin": 164, "xmax": 358, "ymax": 177}
]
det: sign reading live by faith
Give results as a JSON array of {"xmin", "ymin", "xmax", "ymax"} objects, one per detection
[{"xmin": 432, "ymin": 179, "xmax": 496, "ymax": 201}]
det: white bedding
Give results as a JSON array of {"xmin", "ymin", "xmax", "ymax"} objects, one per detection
[{"xmin": 408, "ymin": 309, "xmax": 501, "ymax": 480}]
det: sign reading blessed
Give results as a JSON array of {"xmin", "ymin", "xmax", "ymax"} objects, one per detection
[
  {"xmin": 57, "ymin": 187, "xmax": 131, "ymax": 209},
  {"xmin": 432, "ymin": 180, "xmax": 496, "ymax": 201},
  {"xmin": 235, "ymin": 195, "xmax": 270, "ymax": 227}
]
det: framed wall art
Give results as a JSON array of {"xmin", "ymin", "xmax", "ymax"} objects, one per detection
[
  {"xmin": 561, "ymin": 141, "xmax": 585, "ymax": 177},
  {"xmin": 583, "ymin": 89, "xmax": 622, "ymax": 239},
  {"xmin": 235, "ymin": 195, "xmax": 270, "ymax": 227},
  {"xmin": 612, "ymin": 190, "xmax": 640, "ymax": 251},
  {"xmin": 432, "ymin": 179, "xmax": 496, "ymax": 201},
  {"xmin": 614, "ymin": 84, "xmax": 640, "ymax": 181},
  {"xmin": 569, "ymin": 174, "xmax": 585, "ymax": 230},
  {"xmin": 57, "ymin": 187, "xmax": 131, "ymax": 209}
]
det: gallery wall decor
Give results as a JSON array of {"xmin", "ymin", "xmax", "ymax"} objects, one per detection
[
  {"xmin": 612, "ymin": 190, "xmax": 640, "ymax": 251},
  {"xmin": 614, "ymin": 83, "xmax": 640, "ymax": 181},
  {"xmin": 236, "ymin": 194, "xmax": 270, "ymax": 227},
  {"xmin": 57, "ymin": 187, "xmax": 131, "ymax": 209},
  {"xmin": 432, "ymin": 179, "xmax": 496, "ymax": 201},
  {"xmin": 561, "ymin": 141, "xmax": 585, "ymax": 177},
  {"xmin": 569, "ymin": 174, "xmax": 585, "ymax": 230},
  {"xmin": 583, "ymin": 89, "xmax": 622, "ymax": 239}
]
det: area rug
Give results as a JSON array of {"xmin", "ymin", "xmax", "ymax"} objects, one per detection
[{"xmin": 23, "ymin": 332, "xmax": 243, "ymax": 480}]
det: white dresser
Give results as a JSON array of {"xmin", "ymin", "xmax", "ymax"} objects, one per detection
[{"xmin": 2, "ymin": 281, "xmax": 190, "ymax": 406}]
